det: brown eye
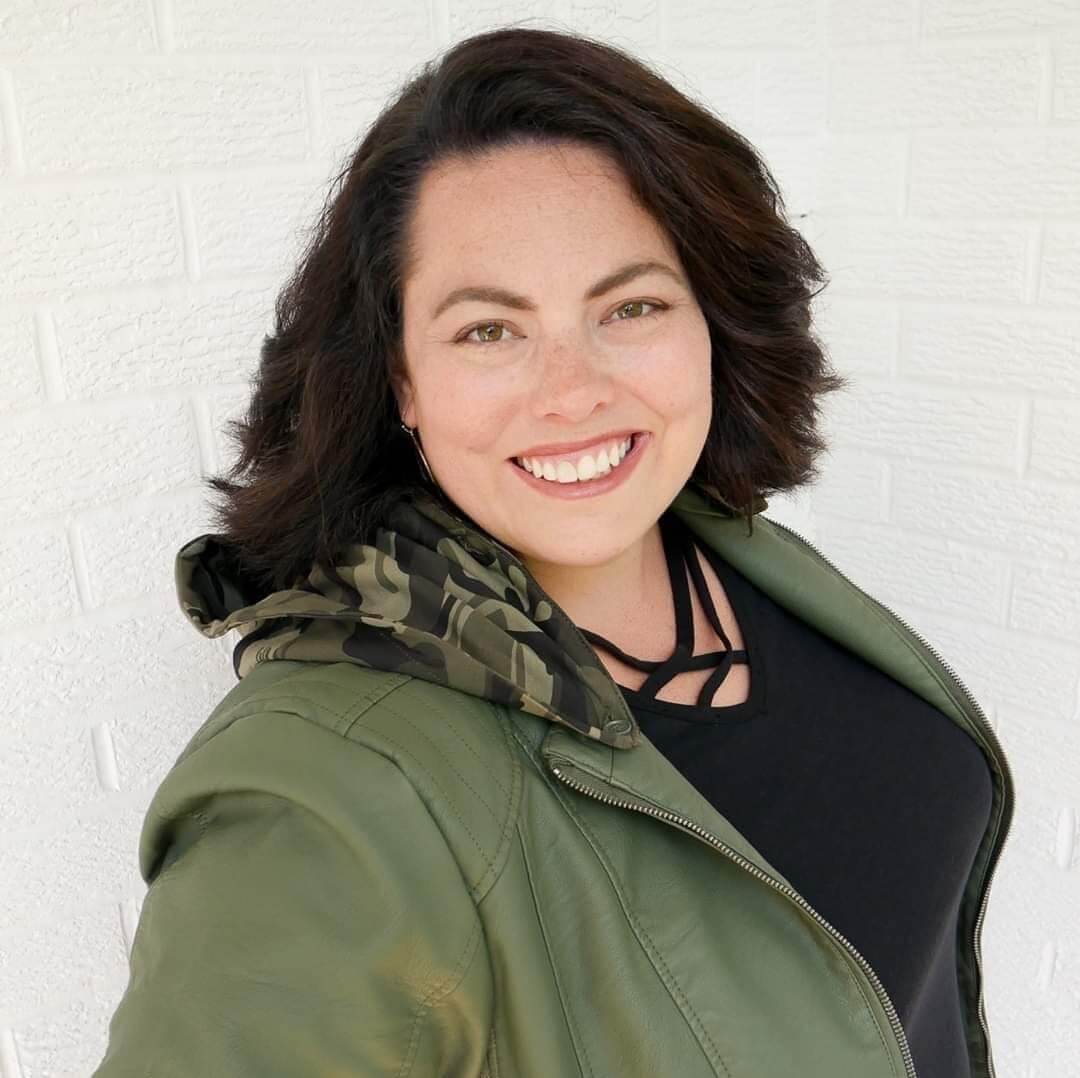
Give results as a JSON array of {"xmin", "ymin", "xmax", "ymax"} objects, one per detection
[
  {"xmin": 456, "ymin": 321, "xmax": 512, "ymax": 345},
  {"xmin": 610, "ymin": 300, "xmax": 666, "ymax": 322}
]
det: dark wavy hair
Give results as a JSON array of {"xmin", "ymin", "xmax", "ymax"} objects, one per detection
[{"xmin": 203, "ymin": 24, "xmax": 846, "ymax": 593}]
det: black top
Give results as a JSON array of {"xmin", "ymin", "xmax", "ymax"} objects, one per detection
[{"xmin": 579, "ymin": 512, "xmax": 994, "ymax": 1078}]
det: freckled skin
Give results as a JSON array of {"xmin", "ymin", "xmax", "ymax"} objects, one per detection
[{"xmin": 397, "ymin": 141, "xmax": 714, "ymax": 647}]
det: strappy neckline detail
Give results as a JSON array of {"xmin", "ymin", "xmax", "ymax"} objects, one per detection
[{"xmin": 579, "ymin": 512, "xmax": 765, "ymax": 723}]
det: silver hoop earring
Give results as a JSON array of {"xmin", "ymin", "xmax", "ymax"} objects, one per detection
[{"xmin": 400, "ymin": 420, "xmax": 436, "ymax": 485}]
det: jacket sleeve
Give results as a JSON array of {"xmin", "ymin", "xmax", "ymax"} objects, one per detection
[{"xmin": 91, "ymin": 708, "xmax": 493, "ymax": 1078}]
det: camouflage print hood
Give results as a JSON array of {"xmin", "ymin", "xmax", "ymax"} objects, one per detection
[{"xmin": 175, "ymin": 481, "xmax": 766, "ymax": 750}]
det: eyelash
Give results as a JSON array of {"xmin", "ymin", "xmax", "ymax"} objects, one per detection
[{"xmin": 452, "ymin": 299, "xmax": 669, "ymax": 346}]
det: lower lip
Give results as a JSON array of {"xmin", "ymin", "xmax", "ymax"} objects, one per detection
[{"xmin": 508, "ymin": 433, "xmax": 650, "ymax": 499}]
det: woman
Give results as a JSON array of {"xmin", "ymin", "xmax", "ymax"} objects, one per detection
[{"xmin": 94, "ymin": 26, "xmax": 1014, "ymax": 1078}]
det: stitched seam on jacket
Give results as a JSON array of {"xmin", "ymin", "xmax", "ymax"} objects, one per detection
[
  {"xmin": 391, "ymin": 705, "xmax": 503, "ymax": 822},
  {"xmin": 342, "ymin": 682, "xmax": 522, "ymax": 902},
  {"xmin": 488, "ymin": 1019, "xmax": 501, "ymax": 1078},
  {"xmin": 437, "ymin": 702, "xmax": 512, "ymax": 800},
  {"xmin": 345, "ymin": 689, "xmax": 503, "ymax": 819},
  {"xmin": 225, "ymin": 692, "xmax": 350, "ymax": 723},
  {"xmin": 347, "ymin": 724, "xmax": 495, "ymax": 876},
  {"xmin": 506, "ymin": 724, "xmax": 733, "ymax": 1078},
  {"xmin": 475, "ymin": 710, "xmax": 526, "ymax": 905},
  {"xmin": 344, "ymin": 686, "xmax": 509, "ymax": 809},
  {"xmin": 347, "ymin": 687, "xmax": 514, "ymax": 830},
  {"xmin": 397, "ymin": 914, "xmax": 485, "ymax": 1078},
  {"xmin": 516, "ymin": 822, "xmax": 592, "ymax": 1078},
  {"xmin": 243, "ymin": 679, "xmax": 383, "ymax": 732},
  {"xmin": 203, "ymin": 670, "xmax": 410, "ymax": 748}
]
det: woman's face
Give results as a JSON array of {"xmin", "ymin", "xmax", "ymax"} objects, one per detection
[{"xmin": 398, "ymin": 141, "xmax": 713, "ymax": 572}]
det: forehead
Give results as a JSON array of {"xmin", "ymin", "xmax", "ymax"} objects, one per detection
[{"xmin": 404, "ymin": 143, "xmax": 676, "ymax": 289}]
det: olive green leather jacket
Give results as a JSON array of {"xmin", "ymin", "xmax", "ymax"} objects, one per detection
[{"xmin": 92, "ymin": 481, "xmax": 1015, "ymax": 1078}]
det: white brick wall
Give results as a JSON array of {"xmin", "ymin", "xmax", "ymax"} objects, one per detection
[{"xmin": 1, "ymin": 2, "xmax": 1077, "ymax": 1075}]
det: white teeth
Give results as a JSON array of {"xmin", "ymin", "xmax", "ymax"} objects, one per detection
[{"xmin": 518, "ymin": 436, "xmax": 635, "ymax": 483}]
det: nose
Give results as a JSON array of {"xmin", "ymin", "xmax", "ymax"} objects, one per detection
[{"xmin": 530, "ymin": 337, "xmax": 616, "ymax": 422}]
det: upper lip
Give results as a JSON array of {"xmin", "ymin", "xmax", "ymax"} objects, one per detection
[{"xmin": 510, "ymin": 429, "xmax": 643, "ymax": 460}]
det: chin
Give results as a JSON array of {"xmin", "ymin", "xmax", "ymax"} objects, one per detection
[{"xmin": 516, "ymin": 524, "xmax": 649, "ymax": 568}]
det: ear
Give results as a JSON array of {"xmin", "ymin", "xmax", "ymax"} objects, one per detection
[{"xmin": 391, "ymin": 372, "xmax": 417, "ymax": 429}]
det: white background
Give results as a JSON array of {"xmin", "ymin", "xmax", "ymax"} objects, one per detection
[{"xmin": 1, "ymin": 1, "xmax": 1078, "ymax": 1075}]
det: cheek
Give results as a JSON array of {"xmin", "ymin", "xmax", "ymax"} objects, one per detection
[
  {"xmin": 636, "ymin": 332, "xmax": 712, "ymax": 420},
  {"xmin": 422, "ymin": 370, "xmax": 518, "ymax": 451}
]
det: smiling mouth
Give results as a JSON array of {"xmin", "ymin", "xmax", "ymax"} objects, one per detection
[{"xmin": 511, "ymin": 431, "xmax": 644, "ymax": 482}]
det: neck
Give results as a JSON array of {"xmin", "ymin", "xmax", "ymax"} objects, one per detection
[{"xmin": 521, "ymin": 521, "xmax": 670, "ymax": 645}]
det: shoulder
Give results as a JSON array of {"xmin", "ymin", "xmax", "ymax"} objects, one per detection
[{"xmin": 160, "ymin": 660, "xmax": 522, "ymax": 902}]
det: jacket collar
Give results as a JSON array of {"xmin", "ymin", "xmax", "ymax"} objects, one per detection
[{"xmin": 175, "ymin": 477, "xmax": 762, "ymax": 751}]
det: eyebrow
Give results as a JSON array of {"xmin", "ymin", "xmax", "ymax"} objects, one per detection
[{"xmin": 430, "ymin": 259, "xmax": 688, "ymax": 320}]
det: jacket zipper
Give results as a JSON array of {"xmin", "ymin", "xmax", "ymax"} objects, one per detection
[
  {"xmin": 547, "ymin": 762, "xmax": 918, "ymax": 1078},
  {"xmin": 765, "ymin": 517, "xmax": 1015, "ymax": 1078}
]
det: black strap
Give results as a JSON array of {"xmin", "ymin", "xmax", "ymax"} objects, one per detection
[{"xmin": 579, "ymin": 514, "xmax": 747, "ymax": 710}]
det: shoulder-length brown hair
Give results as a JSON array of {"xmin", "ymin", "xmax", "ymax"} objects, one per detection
[{"xmin": 204, "ymin": 25, "xmax": 846, "ymax": 593}]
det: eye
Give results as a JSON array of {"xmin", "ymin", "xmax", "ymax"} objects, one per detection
[
  {"xmin": 609, "ymin": 299, "xmax": 667, "ymax": 324},
  {"xmin": 455, "ymin": 321, "xmax": 516, "ymax": 346},
  {"xmin": 453, "ymin": 299, "xmax": 669, "ymax": 346}
]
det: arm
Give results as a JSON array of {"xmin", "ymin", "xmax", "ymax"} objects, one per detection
[{"xmin": 92, "ymin": 708, "xmax": 493, "ymax": 1077}]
